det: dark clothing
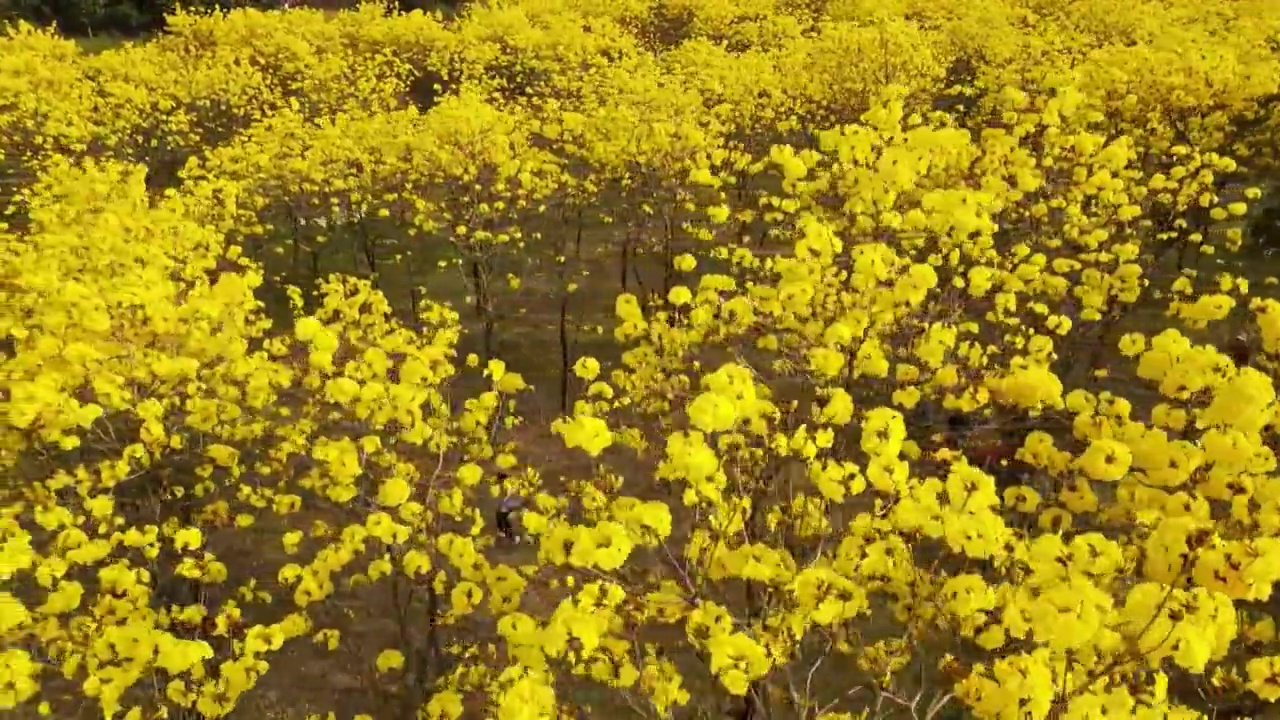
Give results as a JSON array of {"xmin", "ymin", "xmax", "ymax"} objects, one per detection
[
  {"xmin": 496, "ymin": 508, "xmax": 516, "ymax": 539},
  {"xmin": 496, "ymin": 495, "xmax": 523, "ymax": 541}
]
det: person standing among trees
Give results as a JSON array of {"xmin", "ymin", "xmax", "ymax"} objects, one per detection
[{"xmin": 493, "ymin": 473, "xmax": 526, "ymax": 543}]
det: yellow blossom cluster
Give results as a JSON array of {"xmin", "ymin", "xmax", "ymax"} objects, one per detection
[{"xmin": 4, "ymin": 1, "xmax": 1280, "ymax": 719}]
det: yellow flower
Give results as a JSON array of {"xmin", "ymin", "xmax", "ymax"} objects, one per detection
[
  {"xmin": 1117, "ymin": 332, "xmax": 1146, "ymax": 357},
  {"xmin": 687, "ymin": 392, "xmax": 738, "ymax": 434},
  {"xmin": 1247, "ymin": 656, "xmax": 1280, "ymax": 702},
  {"xmin": 425, "ymin": 690, "xmax": 465, "ymax": 720},
  {"xmin": 668, "ymin": 286, "xmax": 693, "ymax": 306},
  {"xmin": 572, "ymin": 356, "xmax": 601, "ymax": 381},
  {"xmin": 294, "ymin": 316, "xmax": 323, "ymax": 342},
  {"xmin": 173, "ymin": 527, "xmax": 204, "ymax": 552},
  {"xmin": 552, "ymin": 414, "xmax": 613, "ymax": 457},
  {"xmin": 0, "ymin": 594, "xmax": 31, "ymax": 633},
  {"xmin": 1003, "ymin": 486, "xmax": 1041, "ymax": 513},
  {"xmin": 376, "ymin": 477, "xmax": 412, "ymax": 507},
  {"xmin": 808, "ymin": 347, "xmax": 845, "ymax": 378},
  {"xmin": 1077, "ymin": 439, "xmax": 1133, "ymax": 482},
  {"xmin": 375, "ymin": 649, "xmax": 405, "ymax": 673}
]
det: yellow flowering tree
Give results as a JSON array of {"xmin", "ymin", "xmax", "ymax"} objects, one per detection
[
  {"xmin": 0, "ymin": 158, "xmax": 539, "ymax": 719},
  {"xmin": 5, "ymin": 2, "xmax": 1280, "ymax": 720}
]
